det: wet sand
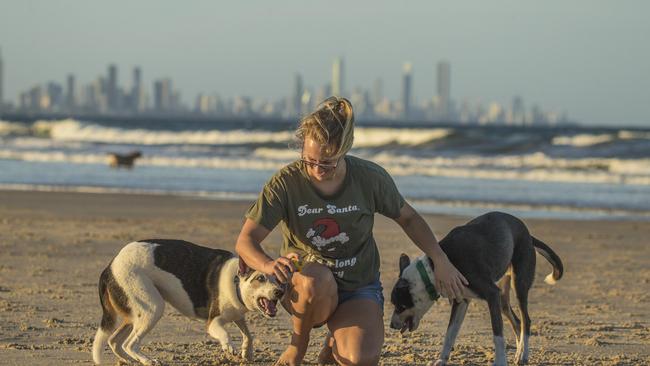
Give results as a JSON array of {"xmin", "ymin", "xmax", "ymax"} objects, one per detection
[{"xmin": 0, "ymin": 190, "xmax": 648, "ymax": 365}]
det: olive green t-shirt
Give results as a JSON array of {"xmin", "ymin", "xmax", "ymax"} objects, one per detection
[{"xmin": 245, "ymin": 155, "xmax": 405, "ymax": 290}]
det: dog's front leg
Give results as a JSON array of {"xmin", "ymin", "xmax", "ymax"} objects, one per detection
[
  {"xmin": 208, "ymin": 317, "xmax": 235, "ymax": 355},
  {"xmin": 234, "ymin": 318, "xmax": 253, "ymax": 361},
  {"xmin": 434, "ymin": 299, "xmax": 469, "ymax": 366}
]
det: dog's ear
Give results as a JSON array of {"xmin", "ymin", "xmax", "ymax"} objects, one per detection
[
  {"xmin": 399, "ymin": 253, "xmax": 410, "ymax": 276},
  {"xmin": 238, "ymin": 257, "xmax": 252, "ymax": 278}
]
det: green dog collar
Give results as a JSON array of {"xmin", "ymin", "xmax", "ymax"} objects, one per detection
[{"xmin": 416, "ymin": 260, "xmax": 439, "ymax": 301}]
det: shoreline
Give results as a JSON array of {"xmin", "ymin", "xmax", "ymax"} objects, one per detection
[
  {"xmin": 1, "ymin": 189, "xmax": 648, "ymax": 365},
  {"xmin": 2, "ymin": 185, "xmax": 648, "ymax": 222}
]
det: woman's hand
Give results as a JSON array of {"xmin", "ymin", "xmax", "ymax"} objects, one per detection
[
  {"xmin": 262, "ymin": 253, "xmax": 300, "ymax": 284},
  {"xmin": 433, "ymin": 256, "xmax": 469, "ymax": 301}
]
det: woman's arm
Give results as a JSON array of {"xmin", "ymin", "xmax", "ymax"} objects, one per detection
[
  {"xmin": 235, "ymin": 218, "xmax": 297, "ymax": 283},
  {"xmin": 393, "ymin": 202, "xmax": 469, "ymax": 300}
]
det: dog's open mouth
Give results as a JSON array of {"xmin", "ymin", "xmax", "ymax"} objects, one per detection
[
  {"xmin": 400, "ymin": 316, "xmax": 414, "ymax": 334},
  {"xmin": 257, "ymin": 297, "xmax": 278, "ymax": 317}
]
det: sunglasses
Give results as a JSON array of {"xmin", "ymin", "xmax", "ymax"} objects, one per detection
[{"xmin": 301, "ymin": 155, "xmax": 340, "ymax": 172}]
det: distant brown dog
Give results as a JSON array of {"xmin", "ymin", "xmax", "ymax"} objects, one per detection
[{"xmin": 107, "ymin": 151, "xmax": 142, "ymax": 169}]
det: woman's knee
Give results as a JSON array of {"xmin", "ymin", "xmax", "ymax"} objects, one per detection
[{"xmin": 335, "ymin": 346, "xmax": 381, "ymax": 366}]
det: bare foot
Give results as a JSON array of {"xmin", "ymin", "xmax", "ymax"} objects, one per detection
[
  {"xmin": 317, "ymin": 334, "xmax": 336, "ymax": 365},
  {"xmin": 275, "ymin": 344, "xmax": 305, "ymax": 366},
  {"xmin": 317, "ymin": 346, "xmax": 336, "ymax": 365}
]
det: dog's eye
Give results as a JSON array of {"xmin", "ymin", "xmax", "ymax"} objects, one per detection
[{"xmin": 256, "ymin": 275, "xmax": 266, "ymax": 282}]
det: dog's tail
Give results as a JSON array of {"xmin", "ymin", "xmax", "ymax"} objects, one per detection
[
  {"xmin": 92, "ymin": 266, "xmax": 117, "ymax": 364},
  {"xmin": 532, "ymin": 236, "xmax": 564, "ymax": 285}
]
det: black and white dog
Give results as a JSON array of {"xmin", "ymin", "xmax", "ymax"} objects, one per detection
[
  {"xmin": 91, "ymin": 239, "xmax": 284, "ymax": 365},
  {"xmin": 389, "ymin": 212, "xmax": 564, "ymax": 366}
]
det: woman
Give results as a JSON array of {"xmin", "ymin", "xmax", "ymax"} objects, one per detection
[{"xmin": 235, "ymin": 96, "xmax": 467, "ymax": 366}]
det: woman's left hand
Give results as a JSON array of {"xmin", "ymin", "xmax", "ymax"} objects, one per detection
[{"xmin": 433, "ymin": 256, "xmax": 469, "ymax": 301}]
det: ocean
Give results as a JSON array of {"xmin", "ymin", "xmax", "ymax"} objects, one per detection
[{"xmin": 1, "ymin": 118, "xmax": 649, "ymax": 220}]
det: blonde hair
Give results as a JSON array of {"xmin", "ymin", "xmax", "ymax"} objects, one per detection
[{"xmin": 295, "ymin": 96, "xmax": 355, "ymax": 157}]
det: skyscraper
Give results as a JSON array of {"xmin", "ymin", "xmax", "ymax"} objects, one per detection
[
  {"xmin": 107, "ymin": 64, "xmax": 118, "ymax": 111},
  {"xmin": 402, "ymin": 62, "xmax": 413, "ymax": 119},
  {"xmin": 66, "ymin": 74, "xmax": 76, "ymax": 111},
  {"xmin": 331, "ymin": 57, "xmax": 344, "ymax": 97},
  {"xmin": 372, "ymin": 78, "xmax": 383, "ymax": 107},
  {"xmin": 154, "ymin": 79, "xmax": 172, "ymax": 112},
  {"xmin": 0, "ymin": 47, "xmax": 4, "ymax": 112},
  {"xmin": 512, "ymin": 95, "xmax": 525, "ymax": 125},
  {"xmin": 132, "ymin": 66, "xmax": 142, "ymax": 113},
  {"xmin": 46, "ymin": 82, "xmax": 63, "ymax": 111},
  {"xmin": 292, "ymin": 73, "xmax": 303, "ymax": 116},
  {"xmin": 437, "ymin": 61, "xmax": 451, "ymax": 120}
]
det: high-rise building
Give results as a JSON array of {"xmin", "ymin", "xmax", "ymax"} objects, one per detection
[
  {"xmin": 292, "ymin": 73, "xmax": 303, "ymax": 116},
  {"xmin": 66, "ymin": 74, "xmax": 76, "ymax": 111},
  {"xmin": 0, "ymin": 47, "xmax": 4, "ymax": 111},
  {"xmin": 132, "ymin": 66, "xmax": 143, "ymax": 113},
  {"xmin": 107, "ymin": 64, "xmax": 118, "ymax": 111},
  {"xmin": 196, "ymin": 93, "xmax": 223, "ymax": 115},
  {"xmin": 29, "ymin": 85, "xmax": 44, "ymax": 111},
  {"xmin": 331, "ymin": 57, "xmax": 344, "ymax": 97},
  {"xmin": 372, "ymin": 78, "xmax": 383, "ymax": 107},
  {"xmin": 154, "ymin": 79, "xmax": 172, "ymax": 112},
  {"xmin": 511, "ymin": 95, "xmax": 525, "ymax": 125},
  {"xmin": 402, "ymin": 62, "xmax": 413, "ymax": 119},
  {"xmin": 87, "ymin": 77, "xmax": 108, "ymax": 113},
  {"xmin": 437, "ymin": 61, "xmax": 451, "ymax": 120},
  {"xmin": 46, "ymin": 82, "xmax": 63, "ymax": 111},
  {"xmin": 312, "ymin": 84, "xmax": 330, "ymax": 112}
]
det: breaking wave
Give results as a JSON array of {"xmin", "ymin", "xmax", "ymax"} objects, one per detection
[
  {"xmin": 2, "ymin": 147, "xmax": 649, "ymax": 185},
  {"xmin": 2, "ymin": 119, "xmax": 453, "ymax": 148}
]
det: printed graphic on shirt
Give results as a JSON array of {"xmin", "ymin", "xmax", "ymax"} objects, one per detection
[
  {"xmin": 297, "ymin": 204, "xmax": 360, "ymax": 217},
  {"xmin": 306, "ymin": 217, "xmax": 349, "ymax": 251},
  {"xmin": 332, "ymin": 256, "xmax": 357, "ymax": 278}
]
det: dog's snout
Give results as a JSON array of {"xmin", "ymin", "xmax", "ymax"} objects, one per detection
[{"xmin": 389, "ymin": 321, "xmax": 400, "ymax": 329}]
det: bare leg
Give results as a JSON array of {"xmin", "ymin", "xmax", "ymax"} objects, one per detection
[
  {"xmin": 276, "ymin": 263, "xmax": 338, "ymax": 366},
  {"xmin": 234, "ymin": 318, "xmax": 253, "ymax": 361},
  {"xmin": 328, "ymin": 299, "xmax": 384, "ymax": 366},
  {"xmin": 435, "ymin": 299, "xmax": 469, "ymax": 366}
]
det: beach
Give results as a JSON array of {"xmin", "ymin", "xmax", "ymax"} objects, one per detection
[{"xmin": 0, "ymin": 190, "xmax": 648, "ymax": 365}]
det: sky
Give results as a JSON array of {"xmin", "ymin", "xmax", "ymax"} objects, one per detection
[{"xmin": 0, "ymin": 1, "xmax": 648, "ymax": 127}]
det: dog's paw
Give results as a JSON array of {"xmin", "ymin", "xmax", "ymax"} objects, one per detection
[
  {"xmin": 241, "ymin": 345, "xmax": 253, "ymax": 361},
  {"xmin": 142, "ymin": 358, "xmax": 161, "ymax": 366},
  {"xmin": 431, "ymin": 359, "xmax": 447, "ymax": 366},
  {"xmin": 221, "ymin": 342, "xmax": 236, "ymax": 356},
  {"xmin": 515, "ymin": 350, "xmax": 528, "ymax": 365}
]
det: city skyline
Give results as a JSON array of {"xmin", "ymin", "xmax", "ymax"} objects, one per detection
[
  {"xmin": 0, "ymin": 53, "xmax": 569, "ymax": 126},
  {"xmin": 0, "ymin": 1, "xmax": 648, "ymax": 126}
]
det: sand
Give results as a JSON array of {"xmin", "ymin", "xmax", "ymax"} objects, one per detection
[{"xmin": 0, "ymin": 190, "xmax": 648, "ymax": 365}]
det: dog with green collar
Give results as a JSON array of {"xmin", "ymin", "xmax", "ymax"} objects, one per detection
[{"xmin": 389, "ymin": 211, "xmax": 564, "ymax": 366}]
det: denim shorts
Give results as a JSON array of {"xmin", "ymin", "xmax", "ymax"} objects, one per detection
[{"xmin": 337, "ymin": 279, "xmax": 384, "ymax": 309}]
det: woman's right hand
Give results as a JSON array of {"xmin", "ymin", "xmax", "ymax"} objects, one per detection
[{"xmin": 263, "ymin": 252, "xmax": 300, "ymax": 284}]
